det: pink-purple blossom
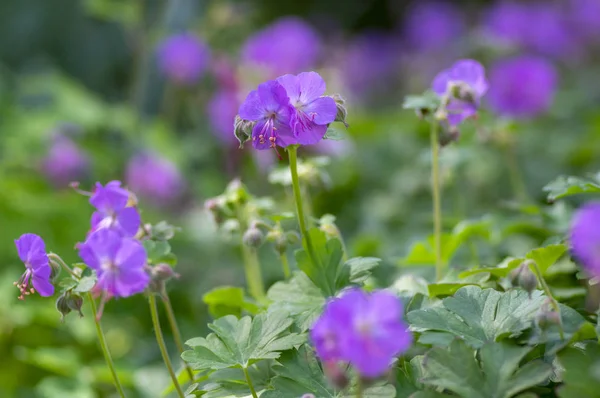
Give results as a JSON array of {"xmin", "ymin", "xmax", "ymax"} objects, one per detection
[
  {"xmin": 125, "ymin": 153, "xmax": 184, "ymax": 206},
  {"xmin": 42, "ymin": 135, "xmax": 89, "ymax": 187},
  {"xmin": 207, "ymin": 89, "xmax": 240, "ymax": 145},
  {"xmin": 14, "ymin": 234, "xmax": 54, "ymax": 299},
  {"xmin": 310, "ymin": 288, "xmax": 412, "ymax": 378},
  {"xmin": 404, "ymin": 1, "xmax": 465, "ymax": 52},
  {"xmin": 157, "ymin": 33, "xmax": 210, "ymax": 85},
  {"xmin": 78, "ymin": 229, "xmax": 149, "ymax": 298},
  {"xmin": 276, "ymin": 72, "xmax": 336, "ymax": 145},
  {"xmin": 488, "ymin": 55, "xmax": 558, "ymax": 119},
  {"xmin": 432, "ymin": 59, "xmax": 489, "ymax": 126},
  {"xmin": 570, "ymin": 202, "xmax": 600, "ymax": 279},
  {"xmin": 90, "ymin": 181, "xmax": 141, "ymax": 237}
]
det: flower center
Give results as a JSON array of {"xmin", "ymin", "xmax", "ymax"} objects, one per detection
[{"xmin": 14, "ymin": 269, "xmax": 34, "ymax": 300}]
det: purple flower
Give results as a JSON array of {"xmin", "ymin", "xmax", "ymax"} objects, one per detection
[
  {"xmin": 78, "ymin": 229, "xmax": 149, "ymax": 297},
  {"xmin": 14, "ymin": 234, "xmax": 54, "ymax": 299},
  {"xmin": 238, "ymin": 80, "xmax": 295, "ymax": 150},
  {"xmin": 90, "ymin": 181, "xmax": 141, "ymax": 237},
  {"xmin": 404, "ymin": 1, "xmax": 465, "ymax": 52},
  {"xmin": 242, "ymin": 17, "xmax": 321, "ymax": 76},
  {"xmin": 157, "ymin": 33, "xmax": 210, "ymax": 85},
  {"xmin": 42, "ymin": 135, "xmax": 88, "ymax": 187},
  {"xmin": 432, "ymin": 59, "xmax": 489, "ymax": 126},
  {"xmin": 207, "ymin": 90, "xmax": 240, "ymax": 144},
  {"xmin": 311, "ymin": 288, "xmax": 412, "ymax": 378},
  {"xmin": 125, "ymin": 153, "xmax": 184, "ymax": 205},
  {"xmin": 276, "ymin": 72, "xmax": 336, "ymax": 145},
  {"xmin": 488, "ymin": 56, "xmax": 558, "ymax": 119},
  {"xmin": 570, "ymin": 202, "xmax": 600, "ymax": 279},
  {"xmin": 569, "ymin": 0, "xmax": 600, "ymax": 43}
]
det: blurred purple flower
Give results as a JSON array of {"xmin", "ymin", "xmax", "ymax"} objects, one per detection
[
  {"xmin": 242, "ymin": 17, "xmax": 321, "ymax": 76},
  {"xmin": 339, "ymin": 32, "xmax": 401, "ymax": 98},
  {"xmin": 488, "ymin": 55, "xmax": 558, "ymax": 119},
  {"xmin": 126, "ymin": 153, "xmax": 184, "ymax": 205},
  {"xmin": 238, "ymin": 80, "xmax": 295, "ymax": 150},
  {"xmin": 311, "ymin": 288, "xmax": 412, "ymax": 378},
  {"xmin": 157, "ymin": 33, "xmax": 210, "ymax": 85},
  {"xmin": 276, "ymin": 72, "xmax": 336, "ymax": 145},
  {"xmin": 14, "ymin": 233, "xmax": 54, "ymax": 298},
  {"xmin": 90, "ymin": 181, "xmax": 140, "ymax": 237},
  {"xmin": 570, "ymin": 202, "xmax": 600, "ymax": 279},
  {"xmin": 432, "ymin": 59, "xmax": 489, "ymax": 126},
  {"xmin": 42, "ymin": 136, "xmax": 88, "ymax": 187},
  {"xmin": 404, "ymin": 1, "xmax": 465, "ymax": 51},
  {"xmin": 569, "ymin": 0, "xmax": 600, "ymax": 43},
  {"xmin": 78, "ymin": 229, "xmax": 149, "ymax": 298},
  {"xmin": 207, "ymin": 90, "xmax": 240, "ymax": 144}
]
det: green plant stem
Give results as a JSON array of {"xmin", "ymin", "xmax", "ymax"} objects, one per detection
[
  {"xmin": 288, "ymin": 145, "xmax": 322, "ymax": 272},
  {"xmin": 430, "ymin": 122, "xmax": 443, "ymax": 282},
  {"xmin": 280, "ymin": 253, "xmax": 291, "ymax": 279},
  {"xmin": 148, "ymin": 294, "xmax": 185, "ymax": 398},
  {"xmin": 161, "ymin": 292, "xmax": 195, "ymax": 383},
  {"xmin": 48, "ymin": 253, "xmax": 78, "ymax": 278},
  {"xmin": 87, "ymin": 293, "xmax": 126, "ymax": 398},
  {"xmin": 241, "ymin": 245, "xmax": 266, "ymax": 301},
  {"xmin": 530, "ymin": 261, "xmax": 565, "ymax": 340},
  {"xmin": 243, "ymin": 367, "xmax": 259, "ymax": 398},
  {"xmin": 356, "ymin": 377, "xmax": 363, "ymax": 398}
]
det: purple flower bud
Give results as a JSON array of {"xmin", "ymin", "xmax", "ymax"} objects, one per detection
[
  {"xmin": 404, "ymin": 1, "xmax": 465, "ymax": 52},
  {"xmin": 432, "ymin": 59, "xmax": 489, "ymax": 126},
  {"xmin": 90, "ymin": 181, "xmax": 141, "ymax": 237},
  {"xmin": 208, "ymin": 90, "xmax": 240, "ymax": 145},
  {"xmin": 310, "ymin": 288, "xmax": 412, "ymax": 378},
  {"xmin": 42, "ymin": 135, "xmax": 88, "ymax": 187},
  {"xmin": 488, "ymin": 55, "xmax": 558, "ymax": 119},
  {"xmin": 14, "ymin": 234, "xmax": 54, "ymax": 299},
  {"xmin": 157, "ymin": 33, "xmax": 210, "ymax": 85},
  {"xmin": 125, "ymin": 153, "xmax": 184, "ymax": 206},
  {"xmin": 78, "ymin": 229, "xmax": 149, "ymax": 298},
  {"xmin": 570, "ymin": 202, "xmax": 600, "ymax": 279},
  {"xmin": 242, "ymin": 17, "xmax": 321, "ymax": 76}
]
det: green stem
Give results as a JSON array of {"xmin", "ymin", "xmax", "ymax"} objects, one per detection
[
  {"xmin": 148, "ymin": 294, "xmax": 185, "ymax": 398},
  {"xmin": 241, "ymin": 245, "xmax": 266, "ymax": 301},
  {"xmin": 300, "ymin": 184, "xmax": 314, "ymax": 226},
  {"xmin": 530, "ymin": 261, "xmax": 565, "ymax": 340},
  {"xmin": 161, "ymin": 292, "xmax": 195, "ymax": 383},
  {"xmin": 48, "ymin": 253, "xmax": 78, "ymax": 278},
  {"xmin": 87, "ymin": 293, "xmax": 126, "ymax": 398},
  {"xmin": 356, "ymin": 377, "xmax": 363, "ymax": 398},
  {"xmin": 243, "ymin": 367, "xmax": 259, "ymax": 398},
  {"xmin": 280, "ymin": 253, "xmax": 291, "ymax": 279},
  {"xmin": 430, "ymin": 122, "xmax": 443, "ymax": 282},
  {"xmin": 288, "ymin": 146, "xmax": 323, "ymax": 280}
]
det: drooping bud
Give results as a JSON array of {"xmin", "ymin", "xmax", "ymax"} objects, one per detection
[
  {"xmin": 234, "ymin": 115, "xmax": 255, "ymax": 148},
  {"xmin": 301, "ymin": 394, "xmax": 316, "ymax": 398},
  {"xmin": 49, "ymin": 260, "xmax": 62, "ymax": 283},
  {"xmin": 56, "ymin": 294, "xmax": 71, "ymax": 322},
  {"xmin": 536, "ymin": 309, "xmax": 561, "ymax": 330},
  {"xmin": 152, "ymin": 263, "xmax": 180, "ymax": 282},
  {"xmin": 323, "ymin": 360, "xmax": 349, "ymax": 390},
  {"xmin": 56, "ymin": 291, "xmax": 84, "ymax": 322},
  {"xmin": 509, "ymin": 262, "xmax": 538, "ymax": 298},
  {"xmin": 332, "ymin": 94, "xmax": 348, "ymax": 128},
  {"xmin": 243, "ymin": 227, "xmax": 264, "ymax": 248},
  {"xmin": 438, "ymin": 125, "xmax": 460, "ymax": 147},
  {"xmin": 67, "ymin": 293, "xmax": 84, "ymax": 318}
]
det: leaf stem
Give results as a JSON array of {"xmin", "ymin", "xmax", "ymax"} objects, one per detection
[
  {"xmin": 288, "ymin": 145, "xmax": 322, "ymax": 273},
  {"xmin": 87, "ymin": 293, "xmax": 126, "ymax": 398},
  {"xmin": 530, "ymin": 261, "xmax": 565, "ymax": 340},
  {"xmin": 148, "ymin": 294, "xmax": 185, "ymax": 398},
  {"xmin": 430, "ymin": 121, "xmax": 443, "ymax": 281},
  {"xmin": 280, "ymin": 253, "xmax": 291, "ymax": 279},
  {"xmin": 241, "ymin": 245, "xmax": 266, "ymax": 301},
  {"xmin": 161, "ymin": 292, "xmax": 195, "ymax": 382},
  {"xmin": 48, "ymin": 253, "xmax": 78, "ymax": 278},
  {"xmin": 243, "ymin": 366, "xmax": 259, "ymax": 398}
]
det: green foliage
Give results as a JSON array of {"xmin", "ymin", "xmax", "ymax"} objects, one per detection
[
  {"xmin": 295, "ymin": 227, "xmax": 343, "ymax": 296},
  {"xmin": 419, "ymin": 339, "xmax": 552, "ymax": 398},
  {"xmin": 202, "ymin": 286, "xmax": 261, "ymax": 318},
  {"xmin": 543, "ymin": 174, "xmax": 600, "ymax": 202},
  {"xmin": 557, "ymin": 343, "xmax": 600, "ymax": 397}
]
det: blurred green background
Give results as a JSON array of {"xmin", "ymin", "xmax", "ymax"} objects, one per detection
[{"xmin": 1, "ymin": 0, "xmax": 599, "ymax": 397}]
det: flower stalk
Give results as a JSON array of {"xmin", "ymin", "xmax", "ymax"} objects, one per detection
[
  {"xmin": 430, "ymin": 121, "xmax": 443, "ymax": 281},
  {"xmin": 161, "ymin": 292, "xmax": 195, "ymax": 382},
  {"xmin": 243, "ymin": 367, "xmax": 259, "ymax": 398},
  {"xmin": 529, "ymin": 260, "xmax": 565, "ymax": 340}
]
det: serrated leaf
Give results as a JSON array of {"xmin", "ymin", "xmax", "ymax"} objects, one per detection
[
  {"xmin": 295, "ymin": 228, "xmax": 343, "ymax": 297},
  {"xmin": 408, "ymin": 286, "xmax": 545, "ymax": 348},
  {"xmin": 73, "ymin": 275, "xmax": 97, "ymax": 293},
  {"xmin": 182, "ymin": 310, "xmax": 305, "ymax": 371},
  {"xmin": 143, "ymin": 240, "xmax": 172, "ymax": 264},
  {"xmin": 420, "ymin": 340, "xmax": 551, "ymax": 398},
  {"xmin": 335, "ymin": 257, "xmax": 381, "ymax": 290},
  {"xmin": 402, "ymin": 92, "xmax": 440, "ymax": 111},
  {"xmin": 323, "ymin": 127, "xmax": 345, "ymax": 141},
  {"xmin": 151, "ymin": 220, "xmax": 179, "ymax": 240},
  {"xmin": 203, "ymin": 286, "xmax": 260, "ymax": 318},
  {"xmin": 557, "ymin": 343, "xmax": 600, "ymax": 398},
  {"xmin": 543, "ymin": 175, "xmax": 600, "ymax": 202},
  {"xmin": 267, "ymin": 272, "xmax": 325, "ymax": 331}
]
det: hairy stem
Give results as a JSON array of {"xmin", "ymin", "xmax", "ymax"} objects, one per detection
[
  {"xmin": 161, "ymin": 292, "xmax": 195, "ymax": 382},
  {"xmin": 243, "ymin": 366, "xmax": 259, "ymax": 398},
  {"xmin": 280, "ymin": 253, "xmax": 291, "ymax": 279},
  {"xmin": 87, "ymin": 293, "xmax": 126, "ymax": 398},
  {"xmin": 430, "ymin": 122, "xmax": 443, "ymax": 281},
  {"xmin": 148, "ymin": 294, "xmax": 185, "ymax": 398},
  {"xmin": 241, "ymin": 245, "xmax": 266, "ymax": 301},
  {"xmin": 530, "ymin": 261, "xmax": 565, "ymax": 340}
]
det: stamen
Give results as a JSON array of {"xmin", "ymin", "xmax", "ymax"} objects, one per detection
[{"xmin": 69, "ymin": 182, "xmax": 93, "ymax": 196}]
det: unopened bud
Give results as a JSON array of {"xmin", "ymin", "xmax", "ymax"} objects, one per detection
[
  {"xmin": 56, "ymin": 291, "xmax": 84, "ymax": 322},
  {"xmin": 323, "ymin": 361, "xmax": 348, "ymax": 390},
  {"xmin": 302, "ymin": 394, "xmax": 316, "ymax": 398},
  {"xmin": 438, "ymin": 126, "xmax": 460, "ymax": 147},
  {"xmin": 56, "ymin": 294, "xmax": 71, "ymax": 322},
  {"xmin": 332, "ymin": 94, "xmax": 348, "ymax": 128},
  {"xmin": 536, "ymin": 309, "xmax": 561, "ymax": 330},
  {"xmin": 152, "ymin": 263, "xmax": 179, "ymax": 282},
  {"xmin": 234, "ymin": 115, "xmax": 255, "ymax": 148},
  {"xmin": 49, "ymin": 260, "xmax": 61, "ymax": 283},
  {"xmin": 222, "ymin": 219, "xmax": 240, "ymax": 235},
  {"xmin": 243, "ymin": 227, "xmax": 264, "ymax": 248},
  {"xmin": 67, "ymin": 294, "xmax": 84, "ymax": 318},
  {"xmin": 509, "ymin": 262, "xmax": 538, "ymax": 297},
  {"xmin": 225, "ymin": 179, "xmax": 249, "ymax": 205}
]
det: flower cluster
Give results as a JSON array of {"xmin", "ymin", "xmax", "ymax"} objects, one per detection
[
  {"xmin": 310, "ymin": 288, "xmax": 412, "ymax": 378},
  {"xmin": 235, "ymin": 71, "xmax": 342, "ymax": 151}
]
